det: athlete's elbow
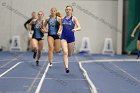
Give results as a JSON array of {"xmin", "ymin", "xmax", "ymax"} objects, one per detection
[{"xmin": 78, "ymin": 27, "xmax": 81, "ymax": 31}]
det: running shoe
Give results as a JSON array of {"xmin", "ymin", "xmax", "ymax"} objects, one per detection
[
  {"xmin": 49, "ymin": 63, "xmax": 53, "ymax": 67},
  {"xmin": 65, "ymin": 68, "xmax": 69, "ymax": 73},
  {"xmin": 36, "ymin": 61, "xmax": 39, "ymax": 66}
]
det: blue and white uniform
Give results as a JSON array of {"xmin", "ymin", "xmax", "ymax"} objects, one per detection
[
  {"xmin": 48, "ymin": 17, "xmax": 60, "ymax": 40},
  {"xmin": 61, "ymin": 16, "xmax": 75, "ymax": 43},
  {"xmin": 32, "ymin": 20, "xmax": 44, "ymax": 41}
]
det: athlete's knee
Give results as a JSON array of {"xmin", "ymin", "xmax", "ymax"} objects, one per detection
[
  {"xmin": 55, "ymin": 49, "xmax": 61, "ymax": 53},
  {"xmin": 68, "ymin": 52, "xmax": 73, "ymax": 57},
  {"xmin": 63, "ymin": 50, "xmax": 68, "ymax": 56},
  {"xmin": 32, "ymin": 44, "xmax": 37, "ymax": 49},
  {"xmin": 38, "ymin": 50, "xmax": 42, "ymax": 53},
  {"xmin": 68, "ymin": 53, "xmax": 72, "ymax": 57},
  {"xmin": 32, "ymin": 48, "xmax": 37, "ymax": 52},
  {"xmin": 49, "ymin": 46, "xmax": 54, "ymax": 51}
]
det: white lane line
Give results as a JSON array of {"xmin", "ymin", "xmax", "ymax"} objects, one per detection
[
  {"xmin": 35, "ymin": 64, "xmax": 50, "ymax": 93},
  {"xmin": 45, "ymin": 78, "xmax": 86, "ymax": 81},
  {"xmin": 0, "ymin": 59, "xmax": 15, "ymax": 61},
  {"xmin": 27, "ymin": 61, "xmax": 46, "ymax": 93},
  {"xmin": 110, "ymin": 62, "xmax": 140, "ymax": 84},
  {"xmin": 0, "ymin": 77, "xmax": 86, "ymax": 81},
  {"xmin": 79, "ymin": 62, "xmax": 98, "ymax": 93},
  {"xmin": 79, "ymin": 59, "xmax": 140, "ymax": 91},
  {"xmin": 80, "ymin": 59, "xmax": 140, "ymax": 63},
  {"xmin": 74, "ymin": 55, "xmax": 98, "ymax": 93},
  {"xmin": 0, "ymin": 54, "xmax": 24, "ymax": 69},
  {"xmin": 24, "ymin": 60, "xmax": 76, "ymax": 63},
  {"xmin": 0, "ymin": 58, "xmax": 18, "ymax": 69},
  {"xmin": 0, "ymin": 62, "xmax": 23, "ymax": 77},
  {"xmin": 0, "ymin": 76, "xmax": 41, "ymax": 80}
]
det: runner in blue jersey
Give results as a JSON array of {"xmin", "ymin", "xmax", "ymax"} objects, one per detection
[
  {"xmin": 131, "ymin": 22, "xmax": 140, "ymax": 59},
  {"xmin": 29, "ymin": 11, "xmax": 46, "ymax": 66},
  {"xmin": 44, "ymin": 8, "xmax": 62, "ymax": 67},
  {"xmin": 61, "ymin": 5, "xmax": 81, "ymax": 73}
]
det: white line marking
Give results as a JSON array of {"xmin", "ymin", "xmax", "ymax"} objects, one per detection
[
  {"xmin": 0, "ymin": 54, "xmax": 24, "ymax": 69},
  {"xmin": 35, "ymin": 64, "xmax": 50, "ymax": 93},
  {"xmin": 27, "ymin": 61, "xmax": 46, "ymax": 93},
  {"xmin": 0, "ymin": 76, "xmax": 41, "ymax": 80},
  {"xmin": 110, "ymin": 62, "xmax": 140, "ymax": 83},
  {"xmin": 0, "ymin": 58, "xmax": 18, "ymax": 69},
  {"xmin": 80, "ymin": 59, "xmax": 140, "ymax": 63},
  {"xmin": 0, "ymin": 77, "xmax": 86, "ymax": 81},
  {"xmin": 17, "ymin": 59, "xmax": 140, "ymax": 64},
  {"xmin": 79, "ymin": 62, "xmax": 98, "ymax": 93},
  {"xmin": 0, "ymin": 62, "xmax": 23, "ymax": 77},
  {"xmin": 45, "ymin": 78, "xmax": 86, "ymax": 81},
  {"xmin": 79, "ymin": 59, "xmax": 140, "ymax": 90},
  {"xmin": 0, "ymin": 59, "xmax": 16, "ymax": 61},
  {"xmin": 24, "ymin": 60, "xmax": 76, "ymax": 63},
  {"xmin": 74, "ymin": 55, "xmax": 98, "ymax": 93}
]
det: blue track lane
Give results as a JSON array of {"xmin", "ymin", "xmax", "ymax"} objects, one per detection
[
  {"xmin": 83, "ymin": 62, "xmax": 140, "ymax": 93},
  {"xmin": 0, "ymin": 52, "xmax": 139, "ymax": 93}
]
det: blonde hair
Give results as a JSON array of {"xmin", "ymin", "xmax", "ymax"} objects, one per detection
[
  {"xmin": 56, "ymin": 11, "xmax": 62, "ymax": 17},
  {"xmin": 51, "ymin": 7, "xmax": 57, "ymax": 12},
  {"xmin": 49, "ymin": 7, "xmax": 58, "ymax": 17}
]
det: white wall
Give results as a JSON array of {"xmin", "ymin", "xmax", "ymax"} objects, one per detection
[{"xmin": 0, "ymin": 0, "xmax": 120, "ymax": 54}]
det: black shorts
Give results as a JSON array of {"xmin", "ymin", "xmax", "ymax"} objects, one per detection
[
  {"xmin": 138, "ymin": 37, "xmax": 140, "ymax": 41},
  {"xmin": 32, "ymin": 38, "xmax": 44, "ymax": 41},
  {"xmin": 48, "ymin": 35, "xmax": 60, "ymax": 40},
  {"xmin": 138, "ymin": 34, "xmax": 140, "ymax": 41}
]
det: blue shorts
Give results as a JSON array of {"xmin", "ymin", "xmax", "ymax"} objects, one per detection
[{"xmin": 61, "ymin": 35, "xmax": 75, "ymax": 43}]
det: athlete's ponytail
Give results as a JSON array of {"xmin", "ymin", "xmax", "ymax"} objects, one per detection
[{"xmin": 56, "ymin": 11, "xmax": 62, "ymax": 18}]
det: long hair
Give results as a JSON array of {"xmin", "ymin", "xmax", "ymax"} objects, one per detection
[
  {"xmin": 49, "ymin": 7, "xmax": 57, "ymax": 17},
  {"xmin": 56, "ymin": 11, "xmax": 62, "ymax": 18}
]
